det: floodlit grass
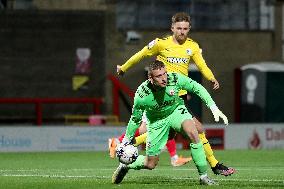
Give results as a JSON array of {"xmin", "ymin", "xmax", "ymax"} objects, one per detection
[{"xmin": 0, "ymin": 150, "xmax": 283, "ymax": 188}]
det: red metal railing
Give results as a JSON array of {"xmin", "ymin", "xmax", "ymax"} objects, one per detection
[
  {"xmin": 0, "ymin": 97, "xmax": 104, "ymax": 126},
  {"xmin": 107, "ymin": 74, "xmax": 134, "ymax": 117}
]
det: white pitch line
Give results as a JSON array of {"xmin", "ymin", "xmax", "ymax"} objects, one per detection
[
  {"xmin": 169, "ymin": 177, "xmax": 284, "ymax": 183},
  {"xmin": 0, "ymin": 174, "xmax": 108, "ymax": 178},
  {"xmin": 0, "ymin": 174, "xmax": 283, "ymax": 183},
  {"xmin": 0, "ymin": 168, "xmax": 98, "ymax": 172},
  {"xmin": 159, "ymin": 167, "xmax": 284, "ymax": 171},
  {"xmin": 1, "ymin": 167, "xmax": 284, "ymax": 172}
]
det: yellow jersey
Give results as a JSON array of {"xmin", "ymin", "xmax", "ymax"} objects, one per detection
[{"xmin": 120, "ymin": 36, "xmax": 216, "ymax": 95}]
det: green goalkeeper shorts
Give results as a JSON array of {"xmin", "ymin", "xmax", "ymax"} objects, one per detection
[{"xmin": 146, "ymin": 104, "xmax": 192, "ymax": 156}]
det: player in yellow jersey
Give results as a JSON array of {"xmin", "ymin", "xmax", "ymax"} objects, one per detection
[{"xmin": 111, "ymin": 12, "xmax": 235, "ymax": 176}]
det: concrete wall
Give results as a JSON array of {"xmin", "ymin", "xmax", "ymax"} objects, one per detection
[{"xmin": 0, "ymin": 10, "xmax": 106, "ymax": 118}]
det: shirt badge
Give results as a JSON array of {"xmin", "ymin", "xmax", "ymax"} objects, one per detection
[
  {"xmin": 169, "ymin": 89, "xmax": 175, "ymax": 96},
  {"xmin": 186, "ymin": 49, "xmax": 192, "ymax": 55}
]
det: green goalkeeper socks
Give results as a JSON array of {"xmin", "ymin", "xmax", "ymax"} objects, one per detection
[
  {"xmin": 127, "ymin": 155, "xmax": 145, "ymax": 170},
  {"xmin": 190, "ymin": 142, "xmax": 207, "ymax": 175}
]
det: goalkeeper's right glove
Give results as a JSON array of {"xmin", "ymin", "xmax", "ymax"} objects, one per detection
[{"xmin": 210, "ymin": 104, "xmax": 229, "ymax": 126}]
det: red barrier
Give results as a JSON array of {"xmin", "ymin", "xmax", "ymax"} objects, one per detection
[
  {"xmin": 0, "ymin": 97, "xmax": 104, "ymax": 126},
  {"xmin": 107, "ymin": 74, "xmax": 135, "ymax": 117}
]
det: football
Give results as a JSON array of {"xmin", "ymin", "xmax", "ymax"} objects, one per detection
[{"xmin": 116, "ymin": 144, "xmax": 138, "ymax": 165}]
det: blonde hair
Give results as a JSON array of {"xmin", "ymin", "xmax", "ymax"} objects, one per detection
[{"xmin": 171, "ymin": 12, "xmax": 191, "ymax": 24}]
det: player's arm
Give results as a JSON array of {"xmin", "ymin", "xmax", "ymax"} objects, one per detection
[
  {"xmin": 117, "ymin": 39, "xmax": 160, "ymax": 75},
  {"xmin": 192, "ymin": 46, "xmax": 220, "ymax": 90},
  {"xmin": 179, "ymin": 73, "xmax": 215, "ymax": 107},
  {"xmin": 124, "ymin": 94, "xmax": 144, "ymax": 142},
  {"xmin": 177, "ymin": 73, "xmax": 228, "ymax": 125}
]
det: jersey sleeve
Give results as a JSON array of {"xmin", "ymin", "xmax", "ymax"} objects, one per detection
[
  {"xmin": 120, "ymin": 38, "xmax": 160, "ymax": 73},
  {"xmin": 177, "ymin": 73, "xmax": 215, "ymax": 107},
  {"xmin": 191, "ymin": 43, "xmax": 216, "ymax": 81},
  {"xmin": 125, "ymin": 91, "xmax": 144, "ymax": 140}
]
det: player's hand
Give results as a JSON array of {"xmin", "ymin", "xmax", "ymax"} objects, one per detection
[
  {"xmin": 211, "ymin": 79, "xmax": 220, "ymax": 90},
  {"xmin": 117, "ymin": 65, "xmax": 125, "ymax": 76},
  {"xmin": 210, "ymin": 105, "xmax": 228, "ymax": 126}
]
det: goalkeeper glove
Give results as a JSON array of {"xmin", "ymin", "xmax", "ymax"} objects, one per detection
[{"xmin": 210, "ymin": 104, "xmax": 228, "ymax": 126}]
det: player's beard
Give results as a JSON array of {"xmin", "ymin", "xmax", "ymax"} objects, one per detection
[{"xmin": 176, "ymin": 34, "xmax": 187, "ymax": 44}]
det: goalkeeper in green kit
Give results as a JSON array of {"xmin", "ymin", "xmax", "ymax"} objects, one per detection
[{"xmin": 112, "ymin": 60, "xmax": 228, "ymax": 185}]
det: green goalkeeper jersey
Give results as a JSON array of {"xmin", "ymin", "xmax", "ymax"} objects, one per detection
[{"xmin": 125, "ymin": 72, "xmax": 215, "ymax": 140}]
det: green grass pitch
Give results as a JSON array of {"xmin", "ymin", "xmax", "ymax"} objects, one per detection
[{"xmin": 0, "ymin": 150, "xmax": 283, "ymax": 189}]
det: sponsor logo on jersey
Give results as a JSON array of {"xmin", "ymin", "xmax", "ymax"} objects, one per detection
[
  {"xmin": 186, "ymin": 49, "xmax": 192, "ymax": 55},
  {"xmin": 147, "ymin": 40, "xmax": 156, "ymax": 49},
  {"xmin": 167, "ymin": 57, "xmax": 189, "ymax": 64},
  {"xmin": 153, "ymin": 99, "xmax": 175, "ymax": 109}
]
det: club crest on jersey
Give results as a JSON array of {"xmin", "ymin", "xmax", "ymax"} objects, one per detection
[
  {"xmin": 169, "ymin": 89, "xmax": 175, "ymax": 96},
  {"xmin": 186, "ymin": 49, "xmax": 192, "ymax": 55},
  {"xmin": 148, "ymin": 40, "xmax": 156, "ymax": 49},
  {"xmin": 147, "ymin": 141, "xmax": 151, "ymax": 148}
]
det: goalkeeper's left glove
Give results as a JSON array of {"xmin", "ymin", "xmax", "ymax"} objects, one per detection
[{"xmin": 210, "ymin": 104, "xmax": 228, "ymax": 126}]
